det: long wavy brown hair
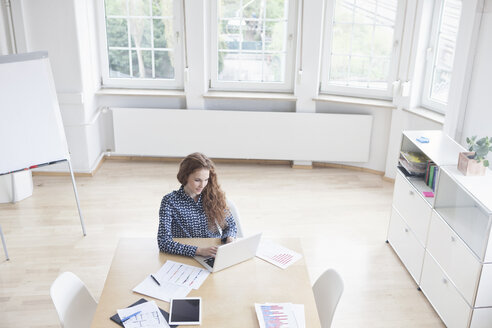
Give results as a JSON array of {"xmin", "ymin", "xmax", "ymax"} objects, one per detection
[{"xmin": 177, "ymin": 153, "xmax": 229, "ymax": 231}]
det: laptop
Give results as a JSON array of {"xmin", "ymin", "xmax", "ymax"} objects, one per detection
[{"xmin": 194, "ymin": 233, "xmax": 262, "ymax": 273}]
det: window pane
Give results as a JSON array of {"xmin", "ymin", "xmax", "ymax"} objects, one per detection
[
  {"xmin": 376, "ymin": 0, "xmax": 396, "ymax": 24},
  {"xmin": 265, "ymin": 21, "xmax": 286, "ymax": 51},
  {"xmin": 431, "ymin": 68, "xmax": 452, "ymax": 103},
  {"xmin": 129, "ymin": 0, "xmax": 150, "ymax": 16},
  {"xmin": 429, "ymin": 0, "xmax": 461, "ymax": 104},
  {"xmin": 105, "ymin": 0, "xmax": 127, "ymax": 16},
  {"xmin": 353, "ymin": 0, "xmax": 375, "ymax": 24},
  {"xmin": 242, "ymin": 0, "xmax": 262, "ymax": 19},
  {"xmin": 329, "ymin": 55, "xmax": 349, "ymax": 83},
  {"xmin": 154, "ymin": 18, "xmax": 174, "ymax": 48},
  {"xmin": 334, "ymin": 0, "xmax": 355, "ymax": 23},
  {"xmin": 266, "ymin": 0, "xmax": 287, "ymax": 19},
  {"xmin": 109, "ymin": 49, "xmax": 130, "ymax": 77},
  {"xmin": 264, "ymin": 53, "xmax": 285, "ymax": 82},
  {"xmin": 332, "ymin": 23, "xmax": 351, "ymax": 54},
  {"xmin": 153, "ymin": 0, "xmax": 173, "ymax": 16},
  {"xmin": 349, "ymin": 56, "xmax": 370, "ymax": 84},
  {"xmin": 374, "ymin": 26, "xmax": 393, "ymax": 56},
  {"xmin": 130, "ymin": 19, "xmax": 151, "ymax": 48},
  {"xmin": 216, "ymin": 0, "xmax": 289, "ymax": 84},
  {"xmin": 369, "ymin": 57, "xmax": 389, "ymax": 85},
  {"xmin": 219, "ymin": 20, "xmax": 240, "ymax": 50},
  {"xmin": 155, "ymin": 51, "xmax": 175, "ymax": 78},
  {"xmin": 242, "ymin": 20, "xmax": 263, "ymax": 50},
  {"xmin": 327, "ymin": 0, "xmax": 397, "ymax": 90},
  {"xmin": 107, "ymin": 18, "xmax": 128, "ymax": 47},
  {"xmin": 218, "ymin": 52, "xmax": 284, "ymax": 82},
  {"xmin": 131, "ymin": 50, "xmax": 152, "ymax": 78},
  {"xmin": 219, "ymin": 0, "xmax": 240, "ymax": 18},
  {"xmin": 351, "ymin": 24, "xmax": 372, "ymax": 56},
  {"xmin": 104, "ymin": 0, "xmax": 176, "ymax": 82}
]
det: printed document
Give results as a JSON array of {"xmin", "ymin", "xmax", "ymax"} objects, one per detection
[
  {"xmin": 255, "ymin": 302, "xmax": 305, "ymax": 328},
  {"xmin": 156, "ymin": 260, "xmax": 209, "ymax": 289},
  {"xmin": 256, "ymin": 239, "xmax": 302, "ymax": 269},
  {"xmin": 133, "ymin": 260, "xmax": 209, "ymax": 302},
  {"xmin": 117, "ymin": 300, "xmax": 170, "ymax": 328}
]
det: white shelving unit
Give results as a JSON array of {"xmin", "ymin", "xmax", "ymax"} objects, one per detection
[{"xmin": 387, "ymin": 130, "xmax": 492, "ymax": 328}]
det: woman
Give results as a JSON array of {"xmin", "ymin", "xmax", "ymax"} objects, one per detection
[{"xmin": 157, "ymin": 152, "xmax": 237, "ymax": 257}]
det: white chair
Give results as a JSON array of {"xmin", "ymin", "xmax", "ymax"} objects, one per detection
[
  {"xmin": 313, "ymin": 269, "xmax": 344, "ymax": 328},
  {"xmin": 226, "ymin": 198, "xmax": 244, "ymax": 238},
  {"xmin": 50, "ymin": 272, "xmax": 97, "ymax": 328}
]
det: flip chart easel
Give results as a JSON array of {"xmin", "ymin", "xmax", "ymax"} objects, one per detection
[{"xmin": 0, "ymin": 52, "xmax": 87, "ymax": 260}]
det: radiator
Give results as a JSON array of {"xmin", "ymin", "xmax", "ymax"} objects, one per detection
[{"xmin": 112, "ymin": 108, "xmax": 373, "ymax": 162}]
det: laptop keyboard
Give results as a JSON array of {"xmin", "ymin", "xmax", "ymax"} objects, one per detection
[{"xmin": 204, "ymin": 257, "xmax": 215, "ymax": 267}]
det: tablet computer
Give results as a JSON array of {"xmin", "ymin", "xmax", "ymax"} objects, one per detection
[{"xmin": 168, "ymin": 297, "xmax": 201, "ymax": 325}]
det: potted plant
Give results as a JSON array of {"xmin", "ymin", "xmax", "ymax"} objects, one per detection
[{"xmin": 457, "ymin": 136, "xmax": 492, "ymax": 176}]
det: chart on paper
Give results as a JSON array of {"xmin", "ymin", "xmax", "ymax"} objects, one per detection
[
  {"xmin": 256, "ymin": 239, "xmax": 302, "ymax": 269},
  {"xmin": 255, "ymin": 303, "xmax": 304, "ymax": 328}
]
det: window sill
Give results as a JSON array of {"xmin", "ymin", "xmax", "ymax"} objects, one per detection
[
  {"xmin": 96, "ymin": 88, "xmax": 186, "ymax": 98},
  {"xmin": 203, "ymin": 91, "xmax": 297, "ymax": 102},
  {"xmin": 402, "ymin": 107, "xmax": 445, "ymax": 124},
  {"xmin": 313, "ymin": 94, "xmax": 396, "ymax": 109}
]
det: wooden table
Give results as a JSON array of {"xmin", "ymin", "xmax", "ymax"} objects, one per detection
[{"xmin": 91, "ymin": 238, "xmax": 321, "ymax": 328}]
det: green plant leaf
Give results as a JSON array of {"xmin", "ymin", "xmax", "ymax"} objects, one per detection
[{"xmin": 484, "ymin": 159, "xmax": 489, "ymax": 167}]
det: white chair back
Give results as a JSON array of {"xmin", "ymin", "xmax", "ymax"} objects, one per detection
[
  {"xmin": 226, "ymin": 198, "xmax": 244, "ymax": 238},
  {"xmin": 313, "ymin": 268, "xmax": 344, "ymax": 328},
  {"xmin": 50, "ymin": 272, "xmax": 97, "ymax": 328}
]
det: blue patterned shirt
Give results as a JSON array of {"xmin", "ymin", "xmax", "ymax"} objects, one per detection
[{"xmin": 157, "ymin": 186, "xmax": 237, "ymax": 256}]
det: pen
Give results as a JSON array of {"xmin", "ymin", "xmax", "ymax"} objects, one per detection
[
  {"xmin": 121, "ymin": 310, "xmax": 141, "ymax": 322},
  {"xmin": 150, "ymin": 274, "xmax": 161, "ymax": 286}
]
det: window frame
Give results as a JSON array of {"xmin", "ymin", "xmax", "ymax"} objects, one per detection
[
  {"xmin": 209, "ymin": 0, "xmax": 298, "ymax": 92},
  {"xmin": 421, "ymin": 0, "xmax": 461, "ymax": 114},
  {"xmin": 97, "ymin": 0, "xmax": 185, "ymax": 89},
  {"xmin": 319, "ymin": 0, "xmax": 406, "ymax": 100}
]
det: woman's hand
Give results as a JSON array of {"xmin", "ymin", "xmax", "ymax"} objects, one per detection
[
  {"xmin": 196, "ymin": 246, "xmax": 218, "ymax": 257},
  {"xmin": 225, "ymin": 237, "xmax": 235, "ymax": 244}
]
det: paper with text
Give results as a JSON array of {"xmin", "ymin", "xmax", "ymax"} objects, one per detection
[
  {"xmin": 255, "ymin": 303, "xmax": 301, "ymax": 328},
  {"xmin": 133, "ymin": 277, "xmax": 191, "ymax": 302},
  {"xmin": 117, "ymin": 300, "xmax": 170, "ymax": 328},
  {"xmin": 256, "ymin": 240, "xmax": 302, "ymax": 269},
  {"xmin": 156, "ymin": 260, "xmax": 209, "ymax": 289}
]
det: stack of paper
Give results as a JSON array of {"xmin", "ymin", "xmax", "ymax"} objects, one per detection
[
  {"xmin": 398, "ymin": 151, "xmax": 428, "ymax": 176},
  {"xmin": 133, "ymin": 261, "xmax": 210, "ymax": 302},
  {"xmin": 254, "ymin": 303, "xmax": 305, "ymax": 328},
  {"xmin": 256, "ymin": 239, "xmax": 302, "ymax": 269}
]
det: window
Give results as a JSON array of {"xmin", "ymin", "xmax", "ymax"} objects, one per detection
[
  {"xmin": 320, "ymin": 0, "xmax": 404, "ymax": 99},
  {"xmin": 210, "ymin": 0, "xmax": 298, "ymax": 92},
  {"xmin": 99, "ymin": 0, "xmax": 183, "ymax": 89},
  {"xmin": 422, "ymin": 0, "xmax": 462, "ymax": 113}
]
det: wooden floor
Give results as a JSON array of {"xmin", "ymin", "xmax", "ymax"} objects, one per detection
[{"xmin": 0, "ymin": 160, "xmax": 444, "ymax": 327}]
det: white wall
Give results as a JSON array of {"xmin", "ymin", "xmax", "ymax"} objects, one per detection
[
  {"xmin": 459, "ymin": 0, "xmax": 492, "ymax": 144},
  {"xmin": 7, "ymin": 0, "xmax": 105, "ymax": 173},
  {"xmin": 3, "ymin": 0, "xmax": 487, "ymax": 175}
]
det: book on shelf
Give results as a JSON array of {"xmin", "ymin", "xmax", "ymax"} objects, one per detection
[{"xmin": 424, "ymin": 161, "xmax": 439, "ymax": 191}]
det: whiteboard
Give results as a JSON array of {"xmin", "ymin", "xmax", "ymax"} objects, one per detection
[{"xmin": 0, "ymin": 52, "xmax": 69, "ymax": 175}]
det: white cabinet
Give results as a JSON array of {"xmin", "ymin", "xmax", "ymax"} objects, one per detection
[{"xmin": 387, "ymin": 130, "xmax": 492, "ymax": 328}]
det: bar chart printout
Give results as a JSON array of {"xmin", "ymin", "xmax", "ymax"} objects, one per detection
[
  {"xmin": 256, "ymin": 240, "xmax": 302, "ymax": 269},
  {"xmin": 255, "ymin": 303, "xmax": 299, "ymax": 328}
]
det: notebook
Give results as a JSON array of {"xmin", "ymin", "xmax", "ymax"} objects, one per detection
[
  {"xmin": 110, "ymin": 298, "xmax": 177, "ymax": 327},
  {"xmin": 193, "ymin": 233, "xmax": 262, "ymax": 273}
]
